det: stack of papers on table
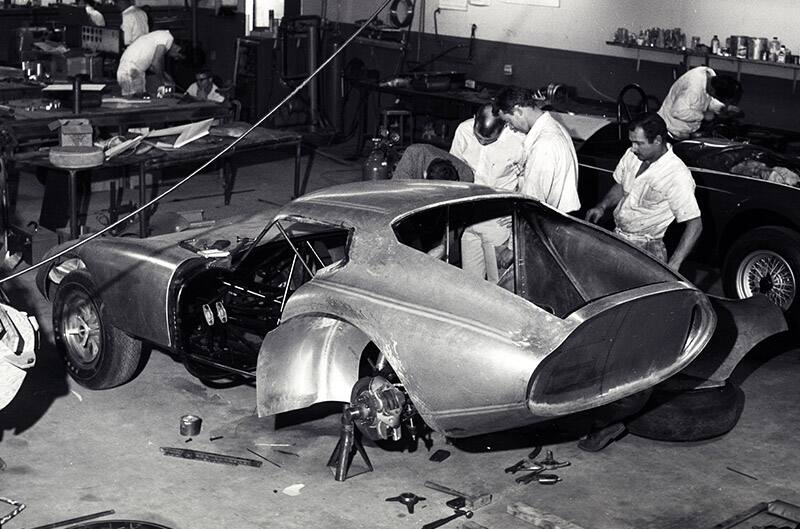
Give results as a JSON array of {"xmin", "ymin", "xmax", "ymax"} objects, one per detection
[{"xmin": 149, "ymin": 118, "xmax": 214, "ymax": 149}]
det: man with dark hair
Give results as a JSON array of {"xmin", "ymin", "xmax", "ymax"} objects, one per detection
[
  {"xmin": 186, "ymin": 68, "xmax": 226, "ymax": 103},
  {"xmin": 450, "ymin": 103, "xmax": 524, "ymax": 191},
  {"xmin": 496, "ymin": 87, "xmax": 580, "ymax": 214},
  {"xmin": 586, "ymin": 112, "xmax": 702, "ymax": 271},
  {"xmin": 657, "ymin": 66, "xmax": 743, "ymax": 140},
  {"xmin": 392, "ymin": 144, "xmax": 474, "ymax": 182},
  {"xmin": 424, "ymin": 158, "xmax": 459, "ymax": 181}
]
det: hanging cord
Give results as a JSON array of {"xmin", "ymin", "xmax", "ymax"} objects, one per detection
[{"xmin": 0, "ymin": 0, "xmax": 394, "ymax": 286}]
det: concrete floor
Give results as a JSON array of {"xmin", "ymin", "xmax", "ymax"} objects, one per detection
[{"xmin": 1, "ymin": 144, "xmax": 799, "ymax": 529}]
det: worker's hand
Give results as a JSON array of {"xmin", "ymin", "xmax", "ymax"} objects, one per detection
[
  {"xmin": 496, "ymin": 216, "xmax": 512, "ymax": 229},
  {"xmin": 585, "ymin": 206, "xmax": 605, "ymax": 224},
  {"xmin": 510, "ymin": 161, "xmax": 524, "ymax": 178}
]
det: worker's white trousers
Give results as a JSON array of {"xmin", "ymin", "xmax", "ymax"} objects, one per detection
[{"xmin": 461, "ymin": 219, "xmax": 510, "ymax": 282}]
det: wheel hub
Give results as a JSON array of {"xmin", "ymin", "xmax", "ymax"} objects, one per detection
[
  {"xmin": 350, "ymin": 376, "xmax": 406, "ymax": 441},
  {"xmin": 736, "ymin": 250, "xmax": 796, "ymax": 310},
  {"xmin": 63, "ymin": 298, "xmax": 101, "ymax": 365}
]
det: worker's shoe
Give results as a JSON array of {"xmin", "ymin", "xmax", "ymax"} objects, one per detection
[{"xmin": 577, "ymin": 422, "xmax": 626, "ymax": 452}]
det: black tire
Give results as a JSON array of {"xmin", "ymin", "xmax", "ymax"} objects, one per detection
[
  {"xmin": 52, "ymin": 270, "xmax": 143, "ymax": 389},
  {"xmin": 722, "ymin": 226, "xmax": 800, "ymax": 327},
  {"xmin": 627, "ymin": 381, "xmax": 744, "ymax": 442}
]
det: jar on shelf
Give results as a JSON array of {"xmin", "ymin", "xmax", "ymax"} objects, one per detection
[
  {"xmin": 769, "ymin": 37, "xmax": 781, "ymax": 61},
  {"xmin": 777, "ymin": 45, "xmax": 787, "ymax": 63},
  {"xmin": 711, "ymin": 35, "xmax": 720, "ymax": 55}
]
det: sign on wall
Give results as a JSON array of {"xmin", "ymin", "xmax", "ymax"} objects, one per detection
[
  {"xmin": 438, "ymin": 0, "xmax": 468, "ymax": 10},
  {"xmin": 502, "ymin": 0, "xmax": 559, "ymax": 5}
]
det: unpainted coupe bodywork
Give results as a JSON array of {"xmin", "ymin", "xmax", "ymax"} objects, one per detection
[{"xmin": 37, "ymin": 181, "xmax": 783, "ymax": 439}]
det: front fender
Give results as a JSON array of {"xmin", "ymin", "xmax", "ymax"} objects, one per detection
[{"xmin": 256, "ymin": 315, "xmax": 372, "ymax": 417}]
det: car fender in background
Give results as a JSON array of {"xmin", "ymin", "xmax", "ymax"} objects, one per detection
[{"xmin": 680, "ymin": 294, "xmax": 788, "ymax": 386}]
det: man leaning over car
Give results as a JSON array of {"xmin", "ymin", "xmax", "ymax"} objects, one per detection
[{"xmin": 585, "ymin": 112, "xmax": 702, "ymax": 273}]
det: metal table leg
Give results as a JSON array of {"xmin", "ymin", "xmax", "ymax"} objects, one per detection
[
  {"xmin": 139, "ymin": 162, "xmax": 147, "ymax": 238},
  {"xmin": 223, "ymin": 159, "xmax": 238, "ymax": 206},
  {"xmin": 294, "ymin": 140, "xmax": 302, "ymax": 198},
  {"xmin": 68, "ymin": 169, "xmax": 79, "ymax": 239}
]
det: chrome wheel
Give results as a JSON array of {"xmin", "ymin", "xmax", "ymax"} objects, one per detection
[
  {"xmin": 61, "ymin": 290, "xmax": 102, "ymax": 367},
  {"xmin": 735, "ymin": 250, "xmax": 796, "ymax": 310}
]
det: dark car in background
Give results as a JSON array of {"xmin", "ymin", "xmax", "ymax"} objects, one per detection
[{"xmin": 576, "ymin": 121, "xmax": 800, "ymax": 327}]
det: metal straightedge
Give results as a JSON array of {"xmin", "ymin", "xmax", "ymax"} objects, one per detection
[{"xmin": 159, "ymin": 447, "xmax": 262, "ymax": 468}]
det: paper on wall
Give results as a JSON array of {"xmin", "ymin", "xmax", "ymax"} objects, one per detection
[
  {"xmin": 502, "ymin": 0, "xmax": 558, "ymax": 6},
  {"xmin": 469, "ymin": 0, "xmax": 491, "ymax": 5},
  {"xmin": 438, "ymin": 0, "xmax": 468, "ymax": 10}
]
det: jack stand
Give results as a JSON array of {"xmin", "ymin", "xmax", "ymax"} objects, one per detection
[{"xmin": 327, "ymin": 405, "xmax": 373, "ymax": 481}]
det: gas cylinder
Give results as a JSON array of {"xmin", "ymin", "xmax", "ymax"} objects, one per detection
[{"xmin": 362, "ymin": 138, "xmax": 389, "ymax": 181}]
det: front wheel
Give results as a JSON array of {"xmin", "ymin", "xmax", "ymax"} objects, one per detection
[
  {"xmin": 722, "ymin": 226, "xmax": 800, "ymax": 327},
  {"xmin": 53, "ymin": 271, "xmax": 143, "ymax": 389}
]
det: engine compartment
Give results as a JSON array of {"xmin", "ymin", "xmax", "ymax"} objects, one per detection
[{"xmin": 174, "ymin": 229, "xmax": 350, "ymax": 379}]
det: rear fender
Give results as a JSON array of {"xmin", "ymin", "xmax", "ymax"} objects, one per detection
[
  {"xmin": 679, "ymin": 294, "xmax": 788, "ymax": 386},
  {"xmin": 256, "ymin": 315, "xmax": 373, "ymax": 417}
]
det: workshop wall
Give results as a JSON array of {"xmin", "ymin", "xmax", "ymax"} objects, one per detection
[
  {"xmin": 330, "ymin": 0, "xmax": 800, "ymax": 61},
  {"xmin": 330, "ymin": 1, "xmax": 800, "ymax": 133}
]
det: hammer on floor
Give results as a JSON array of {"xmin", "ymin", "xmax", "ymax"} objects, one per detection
[{"xmin": 423, "ymin": 481, "xmax": 493, "ymax": 511}]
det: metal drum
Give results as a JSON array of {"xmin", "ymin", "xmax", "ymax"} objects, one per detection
[
  {"xmin": 730, "ymin": 35, "xmax": 750, "ymax": 58},
  {"xmin": 749, "ymin": 37, "xmax": 768, "ymax": 61}
]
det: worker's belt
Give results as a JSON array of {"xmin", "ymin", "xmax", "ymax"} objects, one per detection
[{"xmin": 614, "ymin": 229, "xmax": 661, "ymax": 243}]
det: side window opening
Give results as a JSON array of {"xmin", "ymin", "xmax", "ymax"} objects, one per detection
[{"xmin": 393, "ymin": 199, "xmax": 516, "ymax": 286}]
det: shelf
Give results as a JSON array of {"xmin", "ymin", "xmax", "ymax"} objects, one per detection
[{"xmin": 606, "ymin": 41, "xmax": 800, "ymax": 92}]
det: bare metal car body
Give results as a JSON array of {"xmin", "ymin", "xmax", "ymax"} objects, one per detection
[{"xmin": 37, "ymin": 181, "xmax": 780, "ymax": 439}]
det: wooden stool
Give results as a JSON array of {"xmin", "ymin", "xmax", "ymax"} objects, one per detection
[{"xmin": 49, "ymin": 146, "xmax": 104, "ymax": 240}]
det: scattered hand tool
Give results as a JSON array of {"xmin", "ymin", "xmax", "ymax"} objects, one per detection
[
  {"xmin": 423, "ymin": 481, "xmax": 492, "ymax": 511},
  {"xmin": 246, "ymin": 448, "xmax": 282, "ymax": 468},
  {"xmin": 273, "ymin": 448, "xmax": 300, "ymax": 457},
  {"xmin": 505, "ymin": 460, "xmax": 527, "ymax": 474},
  {"xmin": 505, "ymin": 460, "xmax": 544, "ymax": 474},
  {"xmin": 537, "ymin": 449, "xmax": 571, "ymax": 470},
  {"xmin": 516, "ymin": 472, "xmax": 562, "ymax": 485},
  {"xmin": 528, "ymin": 445, "xmax": 542, "ymax": 460},
  {"xmin": 421, "ymin": 509, "xmax": 473, "ymax": 529},
  {"xmin": 385, "ymin": 492, "xmax": 426, "ymax": 514},
  {"xmin": 160, "ymin": 447, "xmax": 262, "ymax": 467}
]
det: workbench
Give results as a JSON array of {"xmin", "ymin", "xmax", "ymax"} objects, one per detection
[
  {"xmin": 13, "ymin": 124, "xmax": 302, "ymax": 239},
  {"xmin": 0, "ymin": 97, "xmax": 234, "ymax": 150}
]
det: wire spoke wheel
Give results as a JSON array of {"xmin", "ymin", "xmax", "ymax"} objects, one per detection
[{"xmin": 736, "ymin": 250, "xmax": 796, "ymax": 310}]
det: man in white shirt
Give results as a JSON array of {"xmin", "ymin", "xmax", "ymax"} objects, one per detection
[
  {"xmin": 496, "ymin": 87, "xmax": 581, "ymax": 214},
  {"xmin": 586, "ymin": 112, "xmax": 702, "ymax": 271},
  {"xmin": 579, "ymin": 112, "xmax": 702, "ymax": 452},
  {"xmin": 450, "ymin": 103, "xmax": 525, "ymax": 281},
  {"xmin": 117, "ymin": 30, "xmax": 182, "ymax": 97},
  {"xmin": 657, "ymin": 67, "xmax": 742, "ymax": 140},
  {"xmin": 119, "ymin": 0, "xmax": 149, "ymax": 46},
  {"xmin": 185, "ymin": 69, "xmax": 226, "ymax": 103},
  {"xmin": 450, "ymin": 103, "xmax": 525, "ymax": 190},
  {"xmin": 82, "ymin": 0, "xmax": 105, "ymax": 26}
]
